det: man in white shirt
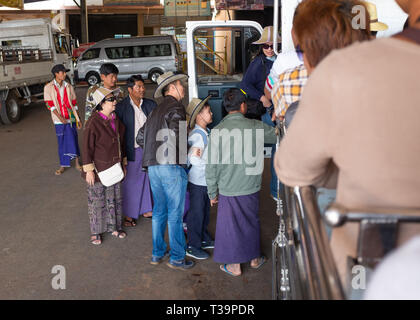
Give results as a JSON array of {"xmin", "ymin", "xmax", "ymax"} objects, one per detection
[{"xmin": 115, "ymin": 75, "xmax": 157, "ymax": 226}]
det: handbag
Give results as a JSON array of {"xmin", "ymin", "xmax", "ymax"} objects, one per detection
[
  {"xmin": 96, "ymin": 162, "xmax": 124, "ymax": 187},
  {"xmin": 95, "ymin": 126, "xmax": 124, "ymax": 187}
]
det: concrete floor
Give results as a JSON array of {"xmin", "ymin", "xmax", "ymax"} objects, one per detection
[{"xmin": 0, "ymin": 84, "xmax": 279, "ymax": 300}]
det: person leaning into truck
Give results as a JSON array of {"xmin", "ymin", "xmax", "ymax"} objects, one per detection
[
  {"xmin": 44, "ymin": 64, "xmax": 82, "ymax": 176},
  {"xmin": 84, "ymin": 63, "xmax": 128, "ymax": 122}
]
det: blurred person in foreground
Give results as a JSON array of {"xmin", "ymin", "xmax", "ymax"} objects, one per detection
[{"xmin": 275, "ymin": 0, "xmax": 420, "ymax": 290}]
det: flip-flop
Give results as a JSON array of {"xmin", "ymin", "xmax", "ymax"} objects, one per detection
[
  {"xmin": 90, "ymin": 234, "xmax": 101, "ymax": 245},
  {"xmin": 220, "ymin": 264, "xmax": 240, "ymax": 277},
  {"xmin": 112, "ymin": 230, "xmax": 127, "ymax": 239},
  {"xmin": 124, "ymin": 219, "xmax": 137, "ymax": 227},
  {"xmin": 55, "ymin": 167, "xmax": 65, "ymax": 175},
  {"xmin": 250, "ymin": 255, "xmax": 267, "ymax": 269}
]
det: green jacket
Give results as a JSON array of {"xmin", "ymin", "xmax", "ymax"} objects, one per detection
[{"xmin": 205, "ymin": 113, "xmax": 277, "ymax": 199}]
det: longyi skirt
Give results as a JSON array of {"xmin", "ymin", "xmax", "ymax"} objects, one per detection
[
  {"xmin": 122, "ymin": 147, "xmax": 153, "ymax": 219},
  {"xmin": 213, "ymin": 191, "xmax": 261, "ymax": 264},
  {"xmin": 87, "ymin": 181, "xmax": 123, "ymax": 235}
]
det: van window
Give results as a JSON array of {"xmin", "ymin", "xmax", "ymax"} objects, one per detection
[
  {"xmin": 82, "ymin": 48, "xmax": 100, "ymax": 60},
  {"xmin": 105, "ymin": 46, "xmax": 132, "ymax": 60},
  {"xmin": 132, "ymin": 44, "xmax": 172, "ymax": 58}
]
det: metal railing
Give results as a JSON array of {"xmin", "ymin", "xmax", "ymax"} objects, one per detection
[
  {"xmin": 194, "ymin": 35, "xmax": 228, "ymax": 75},
  {"xmin": 0, "ymin": 47, "xmax": 52, "ymax": 65},
  {"xmin": 272, "ymin": 120, "xmax": 345, "ymax": 300}
]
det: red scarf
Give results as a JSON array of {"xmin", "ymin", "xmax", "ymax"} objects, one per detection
[{"xmin": 53, "ymin": 84, "xmax": 71, "ymax": 119}]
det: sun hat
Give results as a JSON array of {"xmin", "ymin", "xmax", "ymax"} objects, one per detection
[
  {"xmin": 185, "ymin": 95, "xmax": 212, "ymax": 130},
  {"xmin": 154, "ymin": 71, "xmax": 188, "ymax": 99},
  {"xmin": 252, "ymin": 26, "xmax": 281, "ymax": 44},
  {"xmin": 364, "ymin": 1, "xmax": 388, "ymax": 32},
  {"xmin": 91, "ymin": 87, "xmax": 120, "ymax": 108}
]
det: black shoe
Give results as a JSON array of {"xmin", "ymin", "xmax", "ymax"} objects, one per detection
[
  {"xmin": 166, "ymin": 259, "xmax": 195, "ymax": 271},
  {"xmin": 150, "ymin": 251, "xmax": 170, "ymax": 265},
  {"xmin": 186, "ymin": 246, "xmax": 210, "ymax": 260},
  {"xmin": 201, "ymin": 240, "xmax": 215, "ymax": 249}
]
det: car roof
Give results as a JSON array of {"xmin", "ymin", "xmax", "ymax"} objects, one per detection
[{"xmin": 91, "ymin": 35, "xmax": 175, "ymax": 47}]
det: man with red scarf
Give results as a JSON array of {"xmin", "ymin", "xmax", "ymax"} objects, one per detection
[{"xmin": 44, "ymin": 64, "xmax": 82, "ymax": 175}]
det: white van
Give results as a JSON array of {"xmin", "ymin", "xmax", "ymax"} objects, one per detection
[{"xmin": 75, "ymin": 35, "xmax": 182, "ymax": 85}]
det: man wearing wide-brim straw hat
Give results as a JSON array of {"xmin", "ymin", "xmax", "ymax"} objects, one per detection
[
  {"xmin": 136, "ymin": 71, "xmax": 196, "ymax": 270},
  {"xmin": 364, "ymin": 1, "xmax": 389, "ymax": 37},
  {"xmin": 184, "ymin": 95, "xmax": 215, "ymax": 260}
]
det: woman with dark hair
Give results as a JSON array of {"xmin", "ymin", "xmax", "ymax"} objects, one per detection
[
  {"xmin": 240, "ymin": 26, "xmax": 279, "ymax": 115},
  {"xmin": 241, "ymin": 26, "xmax": 281, "ymax": 201},
  {"xmin": 82, "ymin": 87, "xmax": 128, "ymax": 245}
]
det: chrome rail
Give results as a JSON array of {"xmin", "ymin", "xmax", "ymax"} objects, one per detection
[{"xmin": 272, "ymin": 120, "xmax": 345, "ymax": 300}]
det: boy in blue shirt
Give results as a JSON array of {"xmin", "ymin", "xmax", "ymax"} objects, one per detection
[{"xmin": 185, "ymin": 96, "xmax": 214, "ymax": 260}]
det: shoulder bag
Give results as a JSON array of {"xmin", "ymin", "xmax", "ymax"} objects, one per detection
[{"xmin": 96, "ymin": 125, "xmax": 124, "ymax": 187}]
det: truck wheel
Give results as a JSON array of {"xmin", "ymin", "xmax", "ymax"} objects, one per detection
[
  {"xmin": 86, "ymin": 72, "xmax": 100, "ymax": 86},
  {"xmin": 148, "ymin": 69, "xmax": 163, "ymax": 84},
  {"xmin": 0, "ymin": 91, "xmax": 22, "ymax": 124}
]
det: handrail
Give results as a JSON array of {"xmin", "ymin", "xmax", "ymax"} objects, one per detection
[
  {"xmin": 194, "ymin": 35, "xmax": 228, "ymax": 75},
  {"xmin": 292, "ymin": 186, "xmax": 346, "ymax": 299},
  {"xmin": 273, "ymin": 119, "xmax": 345, "ymax": 300}
]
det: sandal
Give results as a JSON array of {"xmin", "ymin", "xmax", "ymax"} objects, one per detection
[
  {"xmin": 112, "ymin": 230, "xmax": 127, "ymax": 239},
  {"xmin": 124, "ymin": 218, "xmax": 137, "ymax": 227},
  {"xmin": 90, "ymin": 234, "xmax": 101, "ymax": 245},
  {"xmin": 220, "ymin": 264, "xmax": 241, "ymax": 277},
  {"xmin": 250, "ymin": 255, "xmax": 267, "ymax": 269},
  {"xmin": 55, "ymin": 167, "xmax": 65, "ymax": 175}
]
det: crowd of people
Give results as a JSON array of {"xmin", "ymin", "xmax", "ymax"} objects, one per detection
[{"xmin": 43, "ymin": 0, "xmax": 420, "ymax": 296}]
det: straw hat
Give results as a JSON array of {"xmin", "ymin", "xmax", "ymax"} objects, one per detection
[
  {"xmin": 154, "ymin": 71, "xmax": 188, "ymax": 99},
  {"xmin": 91, "ymin": 87, "xmax": 120, "ymax": 108},
  {"xmin": 252, "ymin": 26, "xmax": 281, "ymax": 44},
  {"xmin": 364, "ymin": 1, "xmax": 389, "ymax": 31},
  {"xmin": 185, "ymin": 95, "xmax": 211, "ymax": 130}
]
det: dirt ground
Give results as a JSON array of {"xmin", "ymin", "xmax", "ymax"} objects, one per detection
[{"xmin": 0, "ymin": 83, "xmax": 279, "ymax": 300}]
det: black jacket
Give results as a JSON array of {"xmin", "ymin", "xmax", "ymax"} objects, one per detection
[
  {"xmin": 136, "ymin": 95, "xmax": 187, "ymax": 169},
  {"xmin": 115, "ymin": 96, "xmax": 156, "ymax": 161}
]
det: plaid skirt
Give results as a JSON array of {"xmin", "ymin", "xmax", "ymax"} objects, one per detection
[{"xmin": 87, "ymin": 181, "xmax": 123, "ymax": 235}]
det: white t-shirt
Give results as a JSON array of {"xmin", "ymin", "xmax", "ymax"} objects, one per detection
[
  {"xmin": 265, "ymin": 50, "xmax": 302, "ymax": 92},
  {"xmin": 130, "ymin": 97, "xmax": 147, "ymax": 148}
]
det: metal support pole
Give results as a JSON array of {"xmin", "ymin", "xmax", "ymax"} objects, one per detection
[{"xmin": 80, "ymin": 0, "xmax": 89, "ymax": 43}]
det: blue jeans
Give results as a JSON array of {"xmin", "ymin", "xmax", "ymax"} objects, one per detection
[
  {"xmin": 262, "ymin": 108, "xmax": 282, "ymax": 198},
  {"xmin": 148, "ymin": 164, "xmax": 188, "ymax": 262}
]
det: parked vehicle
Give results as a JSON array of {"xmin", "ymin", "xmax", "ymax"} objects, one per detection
[
  {"xmin": 0, "ymin": 18, "xmax": 75, "ymax": 124},
  {"xmin": 72, "ymin": 42, "xmax": 95, "ymax": 60},
  {"xmin": 74, "ymin": 35, "xmax": 183, "ymax": 85}
]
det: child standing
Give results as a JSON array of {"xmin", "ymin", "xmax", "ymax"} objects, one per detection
[{"xmin": 185, "ymin": 96, "xmax": 214, "ymax": 260}]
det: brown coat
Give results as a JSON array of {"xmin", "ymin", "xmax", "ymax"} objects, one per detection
[{"xmin": 82, "ymin": 111, "xmax": 127, "ymax": 183}]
